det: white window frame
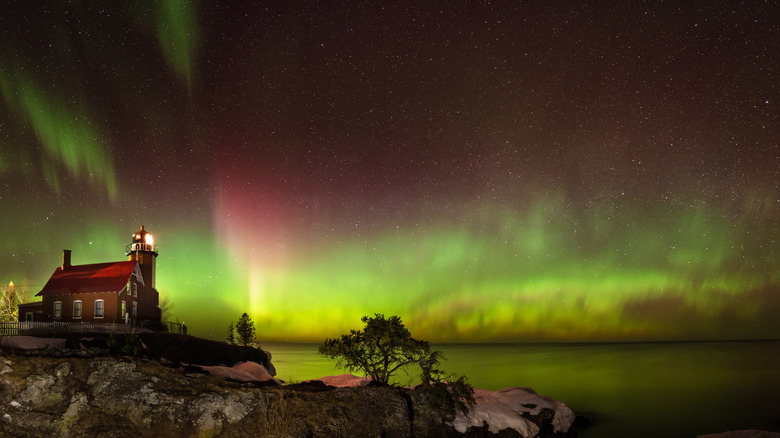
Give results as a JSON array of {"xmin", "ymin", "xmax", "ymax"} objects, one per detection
[
  {"xmin": 132, "ymin": 301, "xmax": 137, "ymax": 321},
  {"xmin": 53, "ymin": 301, "xmax": 62, "ymax": 319},
  {"xmin": 73, "ymin": 300, "xmax": 82, "ymax": 319},
  {"xmin": 94, "ymin": 299, "xmax": 104, "ymax": 319}
]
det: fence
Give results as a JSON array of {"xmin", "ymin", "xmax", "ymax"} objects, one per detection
[
  {"xmin": 0, "ymin": 321, "xmax": 187, "ymax": 336},
  {"xmin": 163, "ymin": 321, "xmax": 187, "ymax": 335},
  {"xmin": 1, "ymin": 321, "xmax": 135, "ymax": 336}
]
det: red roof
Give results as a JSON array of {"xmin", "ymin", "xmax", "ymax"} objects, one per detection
[{"xmin": 36, "ymin": 261, "xmax": 137, "ymax": 296}]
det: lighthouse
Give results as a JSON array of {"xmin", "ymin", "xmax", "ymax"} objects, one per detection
[
  {"xmin": 126, "ymin": 225, "xmax": 158, "ymax": 289},
  {"xmin": 126, "ymin": 225, "xmax": 161, "ymax": 323}
]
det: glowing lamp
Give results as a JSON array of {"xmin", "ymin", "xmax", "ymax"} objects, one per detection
[{"xmin": 129, "ymin": 225, "xmax": 157, "ymax": 254}]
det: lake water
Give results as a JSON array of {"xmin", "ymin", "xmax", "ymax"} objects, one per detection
[{"xmin": 263, "ymin": 340, "xmax": 780, "ymax": 438}]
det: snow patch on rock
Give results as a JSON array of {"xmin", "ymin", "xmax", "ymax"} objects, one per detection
[
  {"xmin": 198, "ymin": 361, "xmax": 279, "ymax": 383},
  {"xmin": 450, "ymin": 386, "xmax": 576, "ymax": 437},
  {"xmin": 306, "ymin": 373, "xmax": 371, "ymax": 387}
]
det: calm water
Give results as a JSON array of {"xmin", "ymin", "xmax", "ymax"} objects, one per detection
[{"xmin": 263, "ymin": 341, "xmax": 780, "ymax": 438}]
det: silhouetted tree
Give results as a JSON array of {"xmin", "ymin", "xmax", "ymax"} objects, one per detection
[
  {"xmin": 235, "ymin": 313, "xmax": 255, "ymax": 346},
  {"xmin": 226, "ymin": 322, "xmax": 235, "ymax": 344},
  {"xmin": 321, "ymin": 314, "xmax": 431, "ymax": 383},
  {"xmin": 319, "ymin": 313, "xmax": 474, "ymax": 416}
]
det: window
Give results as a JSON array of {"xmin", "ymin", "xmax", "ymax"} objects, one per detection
[
  {"xmin": 25, "ymin": 312, "xmax": 33, "ymax": 322},
  {"xmin": 132, "ymin": 283, "xmax": 137, "ymax": 297},
  {"xmin": 121, "ymin": 301, "xmax": 126, "ymax": 319},
  {"xmin": 53, "ymin": 301, "xmax": 62, "ymax": 319},
  {"xmin": 73, "ymin": 300, "xmax": 82, "ymax": 319},
  {"xmin": 132, "ymin": 301, "xmax": 137, "ymax": 321},
  {"xmin": 94, "ymin": 300, "xmax": 104, "ymax": 318}
]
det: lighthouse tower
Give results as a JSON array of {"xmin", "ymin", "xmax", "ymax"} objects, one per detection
[
  {"xmin": 126, "ymin": 225, "xmax": 158, "ymax": 288},
  {"xmin": 126, "ymin": 225, "xmax": 161, "ymax": 323}
]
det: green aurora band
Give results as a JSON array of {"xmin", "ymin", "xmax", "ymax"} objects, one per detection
[
  {"xmin": 148, "ymin": 193, "xmax": 777, "ymax": 342},
  {"xmin": 0, "ymin": 65, "xmax": 118, "ymax": 199},
  {"xmin": 2, "ymin": 185, "xmax": 775, "ymax": 343},
  {"xmin": 123, "ymin": 0, "xmax": 200, "ymax": 93},
  {"xmin": 152, "ymin": 0, "xmax": 200, "ymax": 92}
]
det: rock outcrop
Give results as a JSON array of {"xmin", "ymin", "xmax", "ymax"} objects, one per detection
[
  {"xmin": 0, "ymin": 353, "xmax": 416, "ymax": 437},
  {"xmin": 0, "ymin": 335, "xmax": 578, "ymax": 437}
]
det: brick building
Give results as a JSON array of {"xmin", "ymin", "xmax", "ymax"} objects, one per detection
[{"xmin": 19, "ymin": 226, "xmax": 162, "ymax": 325}]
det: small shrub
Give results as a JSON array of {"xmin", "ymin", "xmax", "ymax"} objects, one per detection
[
  {"xmin": 107, "ymin": 329, "xmax": 140, "ymax": 356},
  {"xmin": 417, "ymin": 375, "xmax": 475, "ymax": 420}
]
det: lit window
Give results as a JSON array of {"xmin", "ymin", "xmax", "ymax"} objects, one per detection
[
  {"xmin": 53, "ymin": 301, "xmax": 62, "ymax": 319},
  {"xmin": 121, "ymin": 301, "xmax": 126, "ymax": 318},
  {"xmin": 73, "ymin": 300, "xmax": 82, "ymax": 319},
  {"xmin": 95, "ymin": 300, "xmax": 104, "ymax": 318}
]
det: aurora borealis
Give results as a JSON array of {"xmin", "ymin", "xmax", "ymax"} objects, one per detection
[{"xmin": 1, "ymin": 2, "xmax": 777, "ymax": 342}]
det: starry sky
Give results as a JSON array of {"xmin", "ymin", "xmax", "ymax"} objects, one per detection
[{"xmin": 1, "ymin": 1, "xmax": 777, "ymax": 342}]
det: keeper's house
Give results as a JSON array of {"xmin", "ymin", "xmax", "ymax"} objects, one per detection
[{"xmin": 19, "ymin": 226, "xmax": 162, "ymax": 325}]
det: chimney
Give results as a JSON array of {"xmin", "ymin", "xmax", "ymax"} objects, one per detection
[{"xmin": 62, "ymin": 249, "xmax": 72, "ymax": 270}]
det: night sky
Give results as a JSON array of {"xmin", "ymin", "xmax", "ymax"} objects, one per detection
[{"xmin": 1, "ymin": 2, "xmax": 777, "ymax": 342}]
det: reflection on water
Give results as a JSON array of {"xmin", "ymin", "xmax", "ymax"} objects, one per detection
[{"xmin": 264, "ymin": 340, "xmax": 780, "ymax": 438}]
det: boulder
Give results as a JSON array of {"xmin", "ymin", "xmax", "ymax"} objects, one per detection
[{"xmin": 450, "ymin": 386, "xmax": 576, "ymax": 437}]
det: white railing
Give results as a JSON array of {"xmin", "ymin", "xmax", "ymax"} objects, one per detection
[
  {"xmin": 0, "ymin": 321, "xmax": 133, "ymax": 336},
  {"xmin": 125, "ymin": 242, "xmax": 159, "ymax": 254}
]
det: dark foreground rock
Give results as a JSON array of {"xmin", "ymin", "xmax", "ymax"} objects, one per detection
[
  {"xmin": 0, "ymin": 337, "xmax": 578, "ymax": 437},
  {"xmin": 0, "ymin": 332, "xmax": 276, "ymax": 375},
  {"xmin": 0, "ymin": 352, "xmax": 408, "ymax": 437},
  {"xmin": 136, "ymin": 332, "xmax": 274, "ymax": 371}
]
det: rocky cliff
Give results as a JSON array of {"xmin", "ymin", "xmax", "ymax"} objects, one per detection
[{"xmin": 0, "ymin": 334, "xmax": 577, "ymax": 437}]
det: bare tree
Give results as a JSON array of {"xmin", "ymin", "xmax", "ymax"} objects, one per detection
[
  {"xmin": 158, "ymin": 289, "xmax": 175, "ymax": 321},
  {"xmin": 0, "ymin": 282, "xmax": 30, "ymax": 322}
]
